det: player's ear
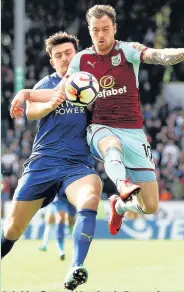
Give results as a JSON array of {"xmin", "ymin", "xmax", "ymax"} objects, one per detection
[
  {"xmin": 114, "ymin": 23, "xmax": 117, "ymax": 34},
  {"xmin": 88, "ymin": 25, "xmax": 91, "ymax": 35},
  {"xmin": 50, "ymin": 58, "xmax": 55, "ymax": 69}
]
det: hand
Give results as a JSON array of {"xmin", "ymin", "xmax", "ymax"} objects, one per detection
[
  {"xmin": 11, "ymin": 106, "xmax": 24, "ymax": 120},
  {"xmin": 49, "ymin": 91, "xmax": 66, "ymax": 110},
  {"xmin": 56, "ymin": 75, "xmax": 69, "ymax": 94},
  {"xmin": 10, "ymin": 90, "xmax": 25, "ymax": 119}
]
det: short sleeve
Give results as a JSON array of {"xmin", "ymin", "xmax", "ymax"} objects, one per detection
[
  {"xmin": 33, "ymin": 76, "xmax": 51, "ymax": 89},
  {"xmin": 119, "ymin": 42, "xmax": 147, "ymax": 64},
  {"xmin": 66, "ymin": 52, "xmax": 82, "ymax": 76}
]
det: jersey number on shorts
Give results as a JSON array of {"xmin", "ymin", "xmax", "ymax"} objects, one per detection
[{"xmin": 142, "ymin": 143, "xmax": 153, "ymax": 162}]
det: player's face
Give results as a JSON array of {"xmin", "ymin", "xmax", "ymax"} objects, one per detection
[
  {"xmin": 89, "ymin": 15, "xmax": 116, "ymax": 55},
  {"xmin": 50, "ymin": 42, "xmax": 76, "ymax": 77}
]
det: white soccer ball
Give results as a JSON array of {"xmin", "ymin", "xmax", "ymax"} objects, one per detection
[{"xmin": 64, "ymin": 71, "xmax": 99, "ymax": 107}]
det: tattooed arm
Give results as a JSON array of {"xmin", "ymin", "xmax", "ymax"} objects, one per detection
[
  {"xmin": 130, "ymin": 42, "xmax": 184, "ymax": 66},
  {"xmin": 142, "ymin": 48, "xmax": 184, "ymax": 65}
]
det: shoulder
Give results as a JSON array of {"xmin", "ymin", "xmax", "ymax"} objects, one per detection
[
  {"xmin": 33, "ymin": 72, "xmax": 61, "ymax": 89},
  {"xmin": 33, "ymin": 75, "xmax": 52, "ymax": 89},
  {"xmin": 116, "ymin": 41, "xmax": 147, "ymax": 53},
  {"xmin": 73, "ymin": 47, "xmax": 95, "ymax": 60}
]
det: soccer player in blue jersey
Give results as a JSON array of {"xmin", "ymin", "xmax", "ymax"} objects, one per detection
[
  {"xmin": 11, "ymin": 5, "xmax": 184, "ymax": 241},
  {"xmin": 10, "ymin": 4, "xmax": 184, "ymax": 274},
  {"xmin": 2, "ymin": 32, "xmax": 102, "ymax": 291},
  {"xmin": 38, "ymin": 194, "xmax": 76, "ymax": 261}
]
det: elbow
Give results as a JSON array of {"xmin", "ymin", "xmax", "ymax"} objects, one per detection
[{"xmin": 26, "ymin": 109, "xmax": 36, "ymax": 120}]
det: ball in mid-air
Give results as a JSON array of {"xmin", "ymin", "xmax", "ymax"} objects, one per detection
[{"xmin": 65, "ymin": 71, "xmax": 99, "ymax": 106}]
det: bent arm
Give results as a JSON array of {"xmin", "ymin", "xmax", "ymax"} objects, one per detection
[
  {"xmin": 23, "ymin": 88, "xmax": 55, "ymax": 102},
  {"xmin": 25, "ymin": 76, "xmax": 67, "ymax": 102},
  {"xmin": 26, "ymin": 101, "xmax": 53, "ymax": 120},
  {"xmin": 10, "ymin": 77, "xmax": 68, "ymax": 119},
  {"xmin": 142, "ymin": 48, "xmax": 184, "ymax": 65}
]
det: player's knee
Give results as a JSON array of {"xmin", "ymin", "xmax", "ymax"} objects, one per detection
[
  {"xmin": 144, "ymin": 202, "xmax": 158, "ymax": 214},
  {"xmin": 99, "ymin": 136, "xmax": 121, "ymax": 156},
  {"xmin": 91, "ymin": 193, "xmax": 100, "ymax": 205},
  {"xmin": 80, "ymin": 193, "xmax": 100, "ymax": 210}
]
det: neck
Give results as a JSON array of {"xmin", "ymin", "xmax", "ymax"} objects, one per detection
[
  {"xmin": 56, "ymin": 71, "xmax": 64, "ymax": 78},
  {"xmin": 95, "ymin": 40, "xmax": 115, "ymax": 55}
]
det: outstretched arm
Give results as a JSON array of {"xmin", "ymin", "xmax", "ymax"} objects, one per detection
[{"xmin": 142, "ymin": 48, "xmax": 184, "ymax": 65}]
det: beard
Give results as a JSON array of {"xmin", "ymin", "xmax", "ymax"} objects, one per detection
[{"xmin": 96, "ymin": 39, "xmax": 114, "ymax": 52}]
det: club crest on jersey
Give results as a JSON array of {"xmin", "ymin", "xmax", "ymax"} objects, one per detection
[{"xmin": 111, "ymin": 53, "xmax": 121, "ymax": 66}]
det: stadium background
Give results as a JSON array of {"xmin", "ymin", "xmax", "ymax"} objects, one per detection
[{"xmin": 1, "ymin": 0, "xmax": 184, "ymax": 240}]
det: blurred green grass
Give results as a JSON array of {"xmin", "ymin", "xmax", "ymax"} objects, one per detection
[{"xmin": 1, "ymin": 239, "xmax": 184, "ymax": 292}]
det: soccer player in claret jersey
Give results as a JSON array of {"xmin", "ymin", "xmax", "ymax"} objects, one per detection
[
  {"xmin": 2, "ymin": 32, "xmax": 102, "ymax": 291},
  {"xmin": 10, "ymin": 6, "xmax": 184, "ymax": 236},
  {"xmin": 64, "ymin": 5, "xmax": 184, "ymax": 236}
]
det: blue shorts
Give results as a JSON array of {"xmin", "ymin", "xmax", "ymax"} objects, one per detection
[
  {"xmin": 87, "ymin": 124, "xmax": 156, "ymax": 183},
  {"xmin": 13, "ymin": 157, "xmax": 96, "ymax": 208},
  {"xmin": 46, "ymin": 197, "xmax": 76, "ymax": 217}
]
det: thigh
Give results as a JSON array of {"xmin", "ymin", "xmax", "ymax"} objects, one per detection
[
  {"xmin": 4, "ymin": 198, "xmax": 44, "ymax": 236},
  {"xmin": 65, "ymin": 174, "xmax": 102, "ymax": 210}
]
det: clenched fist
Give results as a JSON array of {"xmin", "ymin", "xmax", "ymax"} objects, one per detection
[{"xmin": 48, "ymin": 91, "xmax": 67, "ymax": 110}]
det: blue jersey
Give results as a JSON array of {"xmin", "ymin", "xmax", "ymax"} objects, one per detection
[
  {"xmin": 27, "ymin": 72, "xmax": 93, "ymax": 169},
  {"xmin": 15, "ymin": 72, "xmax": 96, "ymax": 207}
]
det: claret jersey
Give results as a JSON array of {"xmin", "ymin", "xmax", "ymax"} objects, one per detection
[{"xmin": 66, "ymin": 41, "xmax": 147, "ymax": 129}]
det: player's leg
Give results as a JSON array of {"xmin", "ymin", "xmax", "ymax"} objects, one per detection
[
  {"xmin": 39, "ymin": 210, "xmax": 55, "ymax": 252},
  {"xmin": 55, "ymin": 210, "xmax": 65, "ymax": 260},
  {"xmin": 137, "ymin": 180, "xmax": 159, "ymax": 214},
  {"xmin": 115, "ymin": 178, "xmax": 159, "ymax": 215},
  {"xmin": 111, "ymin": 178, "xmax": 158, "ymax": 235},
  {"xmin": 87, "ymin": 125, "xmax": 140, "ymax": 199},
  {"xmin": 108, "ymin": 129, "xmax": 157, "ymax": 235},
  {"xmin": 1, "ymin": 170, "xmax": 59, "ymax": 258},
  {"xmin": 1, "ymin": 198, "xmax": 45, "ymax": 258},
  {"xmin": 65, "ymin": 173, "xmax": 101, "ymax": 265},
  {"xmin": 63, "ymin": 173, "xmax": 102, "ymax": 290},
  {"xmin": 67, "ymin": 210, "xmax": 76, "ymax": 235}
]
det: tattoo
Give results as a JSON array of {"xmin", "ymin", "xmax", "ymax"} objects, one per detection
[
  {"xmin": 24, "ymin": 90, "xmax": 31, "ymax": 101},
  {"xmin": 130, "ymin": 42, "xmax": 147, "ymax": 53},
  {"xmin": 144, "ymin": 49, "xmax": 184, "ymax": 65},
  {"xmin": 123, "ymin": 42, "xmax": 147, "ymax": 53}
]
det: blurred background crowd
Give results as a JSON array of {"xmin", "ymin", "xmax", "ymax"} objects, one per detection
[{"xmin": 1, "ymin": 0, "xmax": 184, "ymax": 216}]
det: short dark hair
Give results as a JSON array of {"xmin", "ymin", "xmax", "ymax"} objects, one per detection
[
  {"xmin": 86, "ymin": 5, "xmax": 116, "ymax": 25},
  {"xmin": 45, "ymin": 31, "xmax": 79, "ymax": 56}
]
